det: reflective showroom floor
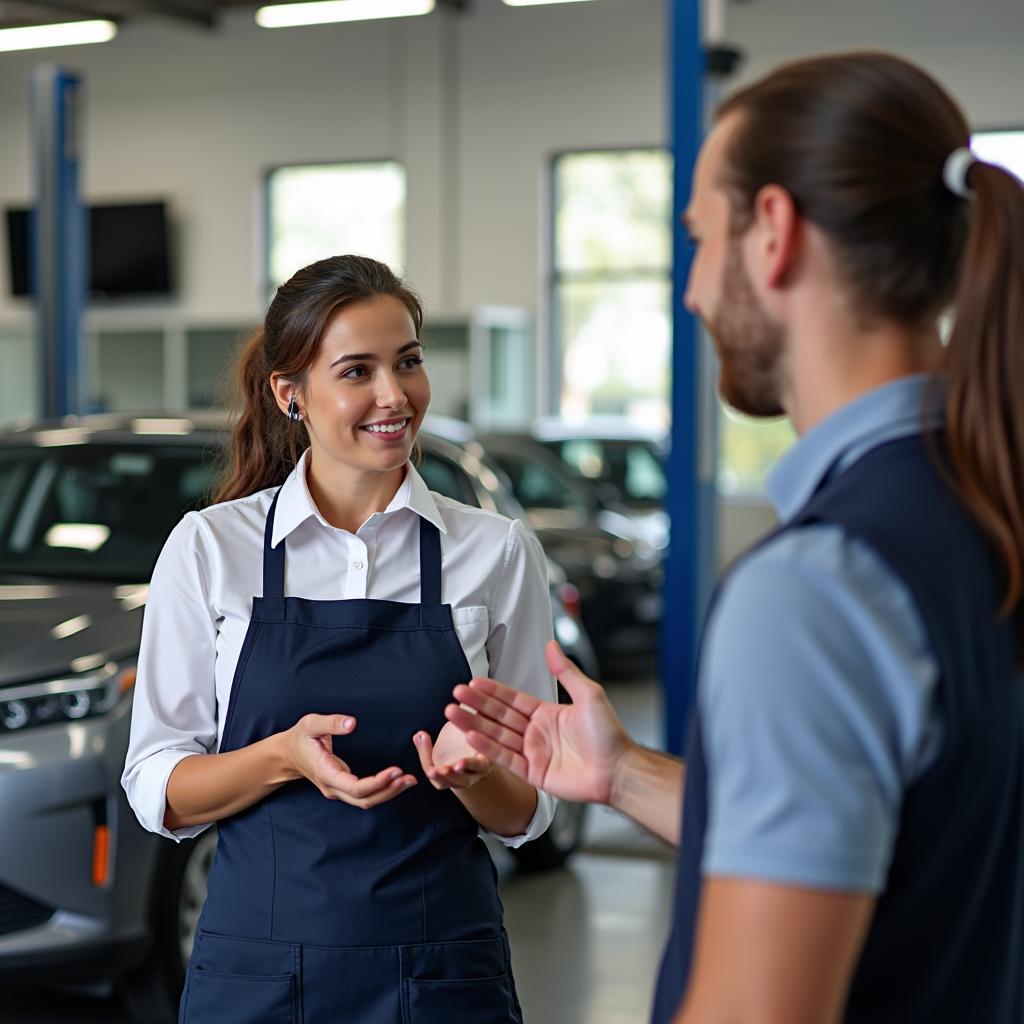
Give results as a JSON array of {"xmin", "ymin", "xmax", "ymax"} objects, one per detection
[{"xmin": 4, "ymin": 673, "xmax": 674, "ymax": 1024}]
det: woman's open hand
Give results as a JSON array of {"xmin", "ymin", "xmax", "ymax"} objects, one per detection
[
  {"xmin": 414, "ymin": 721, "xmax": 493, "ymax": 790},
  {"xmin": 283, "ymin": 713, "xmax": 417, "ymax": 809}
]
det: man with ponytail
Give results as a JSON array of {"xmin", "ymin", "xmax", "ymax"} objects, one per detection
[
  {"xmin": 446, "ymin": 51, "xmax": 1024, "ymax": 1023},
  {"xmin": 123, "ymin": 255, "xmax": 556, "ymax": 1022}
]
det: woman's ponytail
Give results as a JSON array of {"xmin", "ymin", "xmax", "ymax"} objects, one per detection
[
  {"xmin": 212, "ymin": 327, "xmax": 309, "ymax": 504},
  {"xmin": 943, "ymin": 162, "xmax": 1024, "ymax": 620}
]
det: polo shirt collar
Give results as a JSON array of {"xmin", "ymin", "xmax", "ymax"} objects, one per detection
[{"xmin": 766, "ymin": 373, "xmax": 944, "ymax": 524}]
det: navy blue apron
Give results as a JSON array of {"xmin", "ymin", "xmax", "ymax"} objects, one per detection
[{"xmin": 179, "ymin": 489, "xmax": 523, "ymax": 1024}]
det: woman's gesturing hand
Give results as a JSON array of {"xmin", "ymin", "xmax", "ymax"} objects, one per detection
[
  {"xmin": 414, "ymin": 721, "xmax": 493, "ymax": 790},
  {"xmin": 284, "ymin": 713, "xmax": 418, "ymax": 809},
  {"xmin": 444, "ymin": 640, "xmax": 634, "ymax": 806}
]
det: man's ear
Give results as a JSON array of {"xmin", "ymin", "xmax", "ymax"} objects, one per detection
[{"xmin": 750, "ymin": 184, "xmax": 801, "ymax": 290}]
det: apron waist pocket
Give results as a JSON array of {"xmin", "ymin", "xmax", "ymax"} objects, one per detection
[
  {"xmin": 182, "ymin": 968, "xmax": 297, "ymax": 1024},
  {"xmin": 404, "ymin": 974, "xmax": 520, "ymax": 1024}
]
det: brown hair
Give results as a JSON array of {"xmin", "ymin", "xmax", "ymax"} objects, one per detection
[
  {"xmin": 717, "ymin": 52, "xmax": 1024, "ymax": 623},
  {"xmin": 213, "ymin": 255, "xmax": 424, "ymax": 504}
]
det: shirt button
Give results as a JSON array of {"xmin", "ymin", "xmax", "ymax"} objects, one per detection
[{"xmin": 352, "ymin": 560, "xmax": 365, "ymax": 571}]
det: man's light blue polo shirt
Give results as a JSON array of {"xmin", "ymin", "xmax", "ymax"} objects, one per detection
[{"xmin": 699, "ymin": 374, "xmax": 945, "ymax": 892}]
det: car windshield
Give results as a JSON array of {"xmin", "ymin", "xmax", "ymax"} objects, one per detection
[
  {"xmin": 0, "ymin": 443, "xmax": 219, "ymax": 582},
  {"xmin": 485, "ymin": 451, "xmax": 589, "ymax": 514},
  {"xmin": 545, "ymin": 439, "xmax": 666, "ymax": 507}
]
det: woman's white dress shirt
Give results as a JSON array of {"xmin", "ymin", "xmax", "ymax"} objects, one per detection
[{"xmin": 122, "ymin": 452, "xmax": 557, "ymax": 847}]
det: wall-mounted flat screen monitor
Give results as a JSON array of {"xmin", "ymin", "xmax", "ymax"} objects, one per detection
[{"xmin": 6, "ymin": 201, "xmax": 173, "ymax": 298}]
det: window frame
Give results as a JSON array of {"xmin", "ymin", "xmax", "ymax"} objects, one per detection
[
  {"xmin": 546, "ymin": 145, "xmax": 674, "ymax": 418},
  {"xmin": 262, "ymin": 157, "xmax": 407, "ymax": 301}
]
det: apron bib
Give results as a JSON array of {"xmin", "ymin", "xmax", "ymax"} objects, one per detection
[{"xmin": 179, "ymin": 490, "xmax": 523, "ymax": 1024}]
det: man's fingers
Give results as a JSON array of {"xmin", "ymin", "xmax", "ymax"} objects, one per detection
[
  {"xmin": 445, "ymin": 704, "xmax": 525, "ymax": 753},
  {"xmin": 544, "ymin": 640, "xmax": 598, "ymax": 702},
  {"xmin": 459, "ymin": 729, "xmax": 530, "ymax": 780},
  {"xmin": 452, "ymin": 684, "xmax": 533, "ymax": 733}
]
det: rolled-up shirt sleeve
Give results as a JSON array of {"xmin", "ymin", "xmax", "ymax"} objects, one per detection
[
  {"xmin": 121, "ymin": 512, "xmax": 220, "ymax": 842},
  {"xmin": 483, "ymin": 519, "xmax": 558, "ymax": 847}
]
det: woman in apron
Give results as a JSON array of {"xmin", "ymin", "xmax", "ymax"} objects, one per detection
[{"xmin": 122, "ymin": 255, "xmax": 557, "ymax": 1024}]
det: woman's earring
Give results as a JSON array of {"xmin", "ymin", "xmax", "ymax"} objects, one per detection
[{"xmin": 287, "ymin": 396, "xmax": 302, "ymax": 422}]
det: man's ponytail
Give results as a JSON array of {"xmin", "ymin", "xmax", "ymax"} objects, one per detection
[{"xmin": 943, "ymin": 162, "xmax": 1024, "ymax": 618}]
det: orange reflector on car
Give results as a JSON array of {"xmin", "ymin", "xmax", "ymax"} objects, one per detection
[
  {"xmin": 118, "ymin": 667, "xmax": 137, "ymax": 693},
  {"xmin": 92, "ymin": 825, "xmax": 110, "ymax": 886}
]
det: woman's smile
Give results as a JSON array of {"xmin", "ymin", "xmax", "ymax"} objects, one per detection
[{"xmin": 359, "ymin": 416, "xmax": 411, "ymax": 442}]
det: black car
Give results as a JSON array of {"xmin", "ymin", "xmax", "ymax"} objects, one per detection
[{"xmin": 473, "ymin": 431, "xmax": 664, "ymax": 668}]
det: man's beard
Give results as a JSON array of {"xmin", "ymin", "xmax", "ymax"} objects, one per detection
[{"xmin": 707, "ymin": 240, "xmax": 787, "ymax": 418}]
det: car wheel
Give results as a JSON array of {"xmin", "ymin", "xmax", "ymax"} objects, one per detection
[
  {"xmin": 509, "ymin": 798, "xmax": 587, "ymax": 872},
  {"xmin": 119, "ymin": 829, "xmax": 218, "ymax": 1024}
]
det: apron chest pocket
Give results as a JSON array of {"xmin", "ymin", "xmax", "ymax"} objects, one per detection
[
  {"xmin": 183, "ymin": 967, "xmax": 297, "ymax": 1024},
  {"xmin": 405, "ymin": 973, "xmax": 517, "ymax": 1024}
]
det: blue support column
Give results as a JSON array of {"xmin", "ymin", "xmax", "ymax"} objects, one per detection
[
  {"xmin": 660, "ymin": 0, "xmax": 716, "ymax": 754},
  {"xmin": 31, "ymin": 66, "xmax": 87, "ymax": 419}
]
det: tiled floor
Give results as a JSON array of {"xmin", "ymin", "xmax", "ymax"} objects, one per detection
[{"xmin": 2, "ymin": 675, "xmax": 673, "ymax": 1024}]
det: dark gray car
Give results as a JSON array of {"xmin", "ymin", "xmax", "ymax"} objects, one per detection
[
  {"xmin": 0, "ymin": 414, "xmax": 596, "ymax": 1021},
  {"xmin": 474, "ymin": 432, "xmax": 664, "ymax": 668}
]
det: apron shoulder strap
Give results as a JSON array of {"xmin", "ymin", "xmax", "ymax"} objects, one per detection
[
  {"xmin": 419, "ymin": 517, "xmax": 442, "ymax": 605},
  {"xmin": 262, "ymin": 488, "xmax": 286, "ymax": 600}
]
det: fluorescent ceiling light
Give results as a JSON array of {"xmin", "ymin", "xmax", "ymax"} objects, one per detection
[
  {"xmin": 256, "ymin": 0, "xmax": 434, "ymax": 28},
  {"xmin": 503, "ymin": 0, "xmax": 597, "ymax": 6},
  {"xmin": 0, "ymin": 19, "xmax": 116, "ymax": 53}
]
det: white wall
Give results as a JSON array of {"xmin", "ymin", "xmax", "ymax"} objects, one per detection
[
  {"xmin": 727, "ymin": 0, "xmax": 1024, "ymax": 128},
  {"xmin": 0, "ymin": 0, "xmax": 1019, "ymax": 327},
  {"xmin": 0, "ymin": 0, "xmax": 1020, "ymax": 553},
  {"xmin": 0, "ymin": 0, "xmax": 1019, "ymax": 316},
  {"xmin": 0, "ymin": 0, "xmax": 665, "ymax": 328}
]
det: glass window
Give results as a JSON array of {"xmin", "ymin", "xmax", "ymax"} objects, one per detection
[
  {"xmin": 551, "ymin": 148, "xmax": 795, "ymax": 494},
  {"xmin": 718, "ymin": 410, "xmax": 796, "ymax": 495},
  {"xmin": 267, "ymin": 161, "xmax": 406, "ymax": 291},
  {"xmin": 187, "ymin": 328, "xmax": 250, "ymax": 409},
  {"xmin": 971, "ymin": 129, "xmax": 1024, "ymax": 183},
  {"xmin": 552, "ymin": 150, "xmax": 673, "ymax": 425},
  {"xmin": 551, "ymin": 438, "xmax": 667, "ymax": 506}
]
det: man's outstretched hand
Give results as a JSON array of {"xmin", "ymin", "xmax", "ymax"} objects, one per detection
[{"xmin": 444, "ymin": 640, "xmax": 634, "ymax": 807}]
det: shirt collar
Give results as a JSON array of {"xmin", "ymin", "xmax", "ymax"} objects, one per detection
[
  {"xmin": 271, "ymin": 450, "xmax": 447, "ymax": 547},
  {"xmin": 766, "ymin": 373, "xmax": 944, "ymax": 523}
]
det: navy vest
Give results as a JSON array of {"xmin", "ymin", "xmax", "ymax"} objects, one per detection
[{"xmin": 652, "ymin": 433, "xmax": 1024, "ymax": 1022}]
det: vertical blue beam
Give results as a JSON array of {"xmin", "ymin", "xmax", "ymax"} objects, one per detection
[
  {"xmin": 660, "ymin": 0, "xmax": 713, "ymax": 754},
  {"xmin": 32, "ymin": 66, "xmax": 87, "ymax": 419}
]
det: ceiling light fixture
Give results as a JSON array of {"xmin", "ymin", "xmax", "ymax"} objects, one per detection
[
  {"xmin": 0, "ymin": 19, "xmax": 116, "ymax": 53},
  {"xmin": 256, "ymin": 0, "xmax": 435, "ymax": 28},
  {"xmin": 502, "ymin": 0, "xmax": 597, "ymax": 6}
]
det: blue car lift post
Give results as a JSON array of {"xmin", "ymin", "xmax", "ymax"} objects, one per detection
[
  {"xmin": 660, "ymin": 0, "xmax": 718, "ymax": 754},
  {"xmin": 32, "ymin": 66, "xmax": 87, "ymax": 419}
]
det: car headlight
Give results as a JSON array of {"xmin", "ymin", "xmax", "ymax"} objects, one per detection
[{"xmin": 0, "ymin": 662, "xmax": 133, "ymax": 733}]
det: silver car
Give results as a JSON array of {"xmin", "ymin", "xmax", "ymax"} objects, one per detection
[{"xmin": 0, "ymin": 413, "xmax": 596, "ymax": 1021}]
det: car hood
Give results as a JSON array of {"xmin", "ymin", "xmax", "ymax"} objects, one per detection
[{"xmin": 0, "ymin": 578, "xmax": 146, "ymax": 687}]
